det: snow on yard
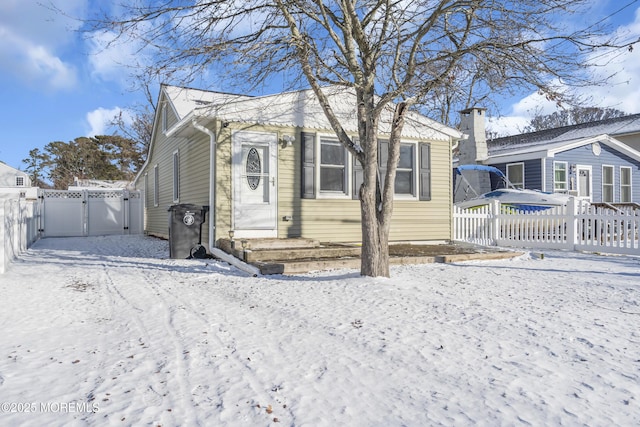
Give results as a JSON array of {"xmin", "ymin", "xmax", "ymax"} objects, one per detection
[{"xmin": 0, "ymin": 235, "xmax": 639, "ymax": 427}]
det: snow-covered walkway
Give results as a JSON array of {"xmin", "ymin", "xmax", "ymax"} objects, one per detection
[{"xmin": 0, "ymin": 235, "xmax": 639, "ymax": 426}]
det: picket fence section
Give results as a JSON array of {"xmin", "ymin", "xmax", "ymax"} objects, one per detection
[{"xmin": 453, "ymin": 198, "xmax": 640, "ymax": 255}]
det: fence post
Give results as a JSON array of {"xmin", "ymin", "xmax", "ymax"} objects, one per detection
[
  {"xmin": 566, "ymin": 197, "xmax": 577, "ymax": 250},
  {"xmin": 490, "ymin": 199, "xmax": 500, "ymax": 245}
]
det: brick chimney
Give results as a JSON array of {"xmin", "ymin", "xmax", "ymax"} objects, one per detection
[
  {"xmin": 455, "ymin": 107, "xmax": 491, "ymax": 202},
  {"xmin": 458, "ymin": 107, "xmax": 488, "ymax": 163}
]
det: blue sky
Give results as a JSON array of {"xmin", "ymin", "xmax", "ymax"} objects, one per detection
[{"xmin": 1, "ymin": 0, "xmax": 640, "ymax": 171}]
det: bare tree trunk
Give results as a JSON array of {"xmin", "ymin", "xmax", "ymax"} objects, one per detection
[{"xmin": 359, "ymin": 150, "xmax": 390, "ymax": 277}]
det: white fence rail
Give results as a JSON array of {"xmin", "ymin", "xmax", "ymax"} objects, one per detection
[
  {"xmin": 1, "ymin": 196, "xmax": 41, "ymax": 274},
  {"xmin": 0, "ymin": 188, "xmax": 143, "ymax": 273},
  {"xmin": 41, "ymin": 189, "xmax": 143, "ymax": 237},
  {"xmin": 454, "ymin": 198, "xmax": 640, "ymax": 255}
]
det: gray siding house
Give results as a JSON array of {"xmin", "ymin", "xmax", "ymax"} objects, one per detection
[{"xmin": 456, "ymin": 108, "xmax": 640, "ymax": 205}]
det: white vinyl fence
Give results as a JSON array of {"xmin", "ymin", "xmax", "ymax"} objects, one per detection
[
  {"xmin": 454, "ymin": 198, "xmax": 640, "ymax": 255},
  {"xmin": 0, "ymin": 188, "xmax": 143, "ymax": 273},
  {"xmin": 1, "ymin": 196, "xmax": 41, "ymax": 273},
  {"xmin": 41, "ymin": 189, "xmax": 143, "ymax": 237}
]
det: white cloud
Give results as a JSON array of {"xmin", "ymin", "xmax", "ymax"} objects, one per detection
[
  {"xmin": 87, "ymin": 30, "xmax": 143, "ymax": 85},
  {"xmin": 86, "ymin": 107, "xmax": 132, "ymax": 137},
  {"xmin": 0, "ymin": 0, "xmax": 86, "ymax": 90},
  {"xmin": 0, "ymin": 26, "xmax": 77, "ymax": 90},
  {"xmin": 488, "ymin": 4, "xmax": 640, "ymax": 136}
]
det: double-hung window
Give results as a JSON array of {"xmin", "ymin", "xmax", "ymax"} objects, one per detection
[
  {"xmin": 507, "ymin": 163, "xmax": 524, "ymax": 189},
  {"xmin": 319, "ymin": 138, "xmax": 348, "ymax": 195},
  {"xmin": 15, "ymin": 176, "xmax": 25, "ymax": 187},
  {"xmin": 602, "ymin": 165, "xmax": 614, "ymax": 203},
  {"xmin": 395, "ymin": 144, "xmax": 415, "ymax": 195},
  {"xmin": 620, "ymin": 166, "xmax": 632, "ymax": 203},
  {"xmin": 553, "ymin": 162, "xmax": 568, "ymax": 192},
  {"xmin": 301, "ymin": 133, "xmax": 430, "ymax": 200}
]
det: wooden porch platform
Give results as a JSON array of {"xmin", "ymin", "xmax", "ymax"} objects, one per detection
[{"xmin": 217, "ymin": 238, "xmax": 522, "ymax": 275}]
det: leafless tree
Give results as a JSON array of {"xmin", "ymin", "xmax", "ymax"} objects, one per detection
[
  {"xmin": 521, "ymin": 107, "xmax": 628, "ymax": 133},
  {"xmin": 88, "ymin": 0, "xmax": 633, "ymax": 277}
]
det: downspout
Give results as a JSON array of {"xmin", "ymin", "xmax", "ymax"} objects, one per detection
[
  {"xmin": 191, "ymin": 118, "xmax": 217, "ymax": 247},
  {"xmin": 190, "ymin": 118, "xmax": 260, "ymax": 277}
]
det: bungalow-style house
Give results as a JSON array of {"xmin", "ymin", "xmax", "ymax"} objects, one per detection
[
  {"xmin": 134, "ymin": 84, "xmax": 463, "ymax": 252},
  {"xmin": 455, "ymin": 108, "xmax": 640, "ymax": 205},
  {"xmin": 0, "ymin": 162, "xmax": 31, "ymax": 189}
]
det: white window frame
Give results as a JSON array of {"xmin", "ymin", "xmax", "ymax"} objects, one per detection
[
  {"xmin": 393, "ymin": 142, "xmax": 418, "ymax": 200},
  {"xmin": 172, "ymin": 149, "xmax": 180, "ymax": 203},
  {"xmin": 507, "ymin": 162, "xmax": 525, "ymax": 189},
  {"xmin": 620, "ymin": 166, "xmax": 632, "ymax": 203},
  {"xmin": 153, "ymin": 164, "xmax": 159, "ymax": 207},
  {"xmin": 553, "ymin": 161, "xmax": 568, "ymax": 193},
  {"xmin": 161, "ymin": 104, "xmax": 168, "ymax": 133},
  {"xmin": 317, "ymin": 135, "xmax": 350, "ymax": 199},
  {"xmin": 602, "ymin": 164, "xmax": 614, "ymax": 203},
  {"xmin": 15, "ymin": 176, "xmax": 25, "ymax": 187}
]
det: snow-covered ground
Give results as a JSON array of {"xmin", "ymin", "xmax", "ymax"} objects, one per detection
[{"xmin": 0, "ymin": 235, "xmax": 639, "ymax": 427}]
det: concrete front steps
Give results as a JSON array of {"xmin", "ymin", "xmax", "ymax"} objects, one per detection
[{"xmin": 216, "ymin": 238, "xmax": 522, "ymax": 275}]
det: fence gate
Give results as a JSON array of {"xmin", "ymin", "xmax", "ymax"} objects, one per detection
[{"xmin": 41, "ymin": 189, "xmax": 143, "ymax": 237}]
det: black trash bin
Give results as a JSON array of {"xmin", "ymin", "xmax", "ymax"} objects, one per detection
[{"xmin": 168, "ymin": 204, "xmax": 209, "ymax": 259}]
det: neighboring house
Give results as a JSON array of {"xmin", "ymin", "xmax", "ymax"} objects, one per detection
[
  {"xmin": 134, "ymin": 84, "xmax": 463, "ymax": 250},
  {"xmin": 455, "ymin": 108, "xmax": 640, "ymax": 205},
  {"xmin": 0, "ymin": 162, "xmax": 31, "ymax": 188}
]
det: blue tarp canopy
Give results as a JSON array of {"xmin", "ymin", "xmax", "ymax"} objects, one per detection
[{"xmin": 455, "ymin": 164, "xmax": 506, "ymax": 178}]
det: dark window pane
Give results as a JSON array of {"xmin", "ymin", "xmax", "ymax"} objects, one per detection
[
  {"xmin": 395, "ymin": 171, "xmax": 412, "ymax": 194},
  {"xmin": 321, "ymin": 142, "xmax": 344, "ymax": 165},
  {"xmin": 399, "ymin": 145, "xmax": 413, "ymax": 169},
  {"xmin": 320, "ymin": 167, "xmax": 344, "ymax": 191}
]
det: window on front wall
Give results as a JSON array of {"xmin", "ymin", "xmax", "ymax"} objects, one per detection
[
  {"xmin": 16, "ymin": 176, "xmax": 25, "ymax": 187},
  {"xmin": 319, "ymin": 138, "xmax": 348, "ymax": 194},
  {"xmin": 395, "ymin": 144, "xmax": 415, "ymax": 195},
  {"xmin": 553, "ymin": 161, "xmax": 568, "ymax": 192},
  {"xmin": 602, "ymin": 165, "xmax": 614, "ymax": 203},
  {"xmin": 507, "ymin": 163, "xmax": 524, "ymax": 189},
  {"xmin": 620, "ymin": 166, "xmax": 632, "ymax": 203},
  {"xmin": 172, "ymin": 150, "xmax": 180, "ymax": 202}
]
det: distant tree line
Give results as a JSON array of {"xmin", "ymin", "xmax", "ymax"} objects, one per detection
[
  {"xmin": 520, "ymin": 107, "xmax": 627, "ymax": 133},
  {"xmin": 23, "ymin": 135, "xmax": 145, "ymax": 190}
]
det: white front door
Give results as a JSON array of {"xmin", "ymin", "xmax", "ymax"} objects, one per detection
[
  {"xmin": 577, "ymin": 165, "xmax": 592, "ymax": 201},
  {"xmin": 232, "ymin": 131, "xmax": 278, "ymax": 237}
]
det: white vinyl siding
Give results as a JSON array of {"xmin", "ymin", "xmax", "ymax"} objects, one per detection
[
  {"xmin": 602, "ymin": 165, "xmax": 614, "ymax": 203},
  {"xmin": 620, "ymin": 166, "xmax": 632, "ymax": 203}
]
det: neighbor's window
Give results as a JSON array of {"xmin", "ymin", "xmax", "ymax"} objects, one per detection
[
  {"xmin": 602, "ymin": 165, "xmax": 614, "ymax": 203},
  {"xmin": 161, "ymin": 104, "xmax": 168, "ymax": 132},
  {"xmin": 319, "ymin": 138, "xmax": 348, "ymax": 194},
  {"xmin": 15, "ymin": 176, "xmax": 25, "ymax": 187},
  {"xmin": 172, "ymin": 150, "xmax": 180, "ymax": 202},
  {"xmin": 153, "ymin": 164, "xmax": 159, "ymax": 207},
  {"xmin": 507, "ymin": 163, "xmax": 524, "ymax": 189},
  {"xmin": 620, "ymin": 166, "xmax": 632, "ymax": 203},
  {"xmin": 553, "ymin": 162, "xmax": 568, "ymax": 192},
  {"xmin": 395, "ymin": 143, "xmax": 415, "ymax": 195}
]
